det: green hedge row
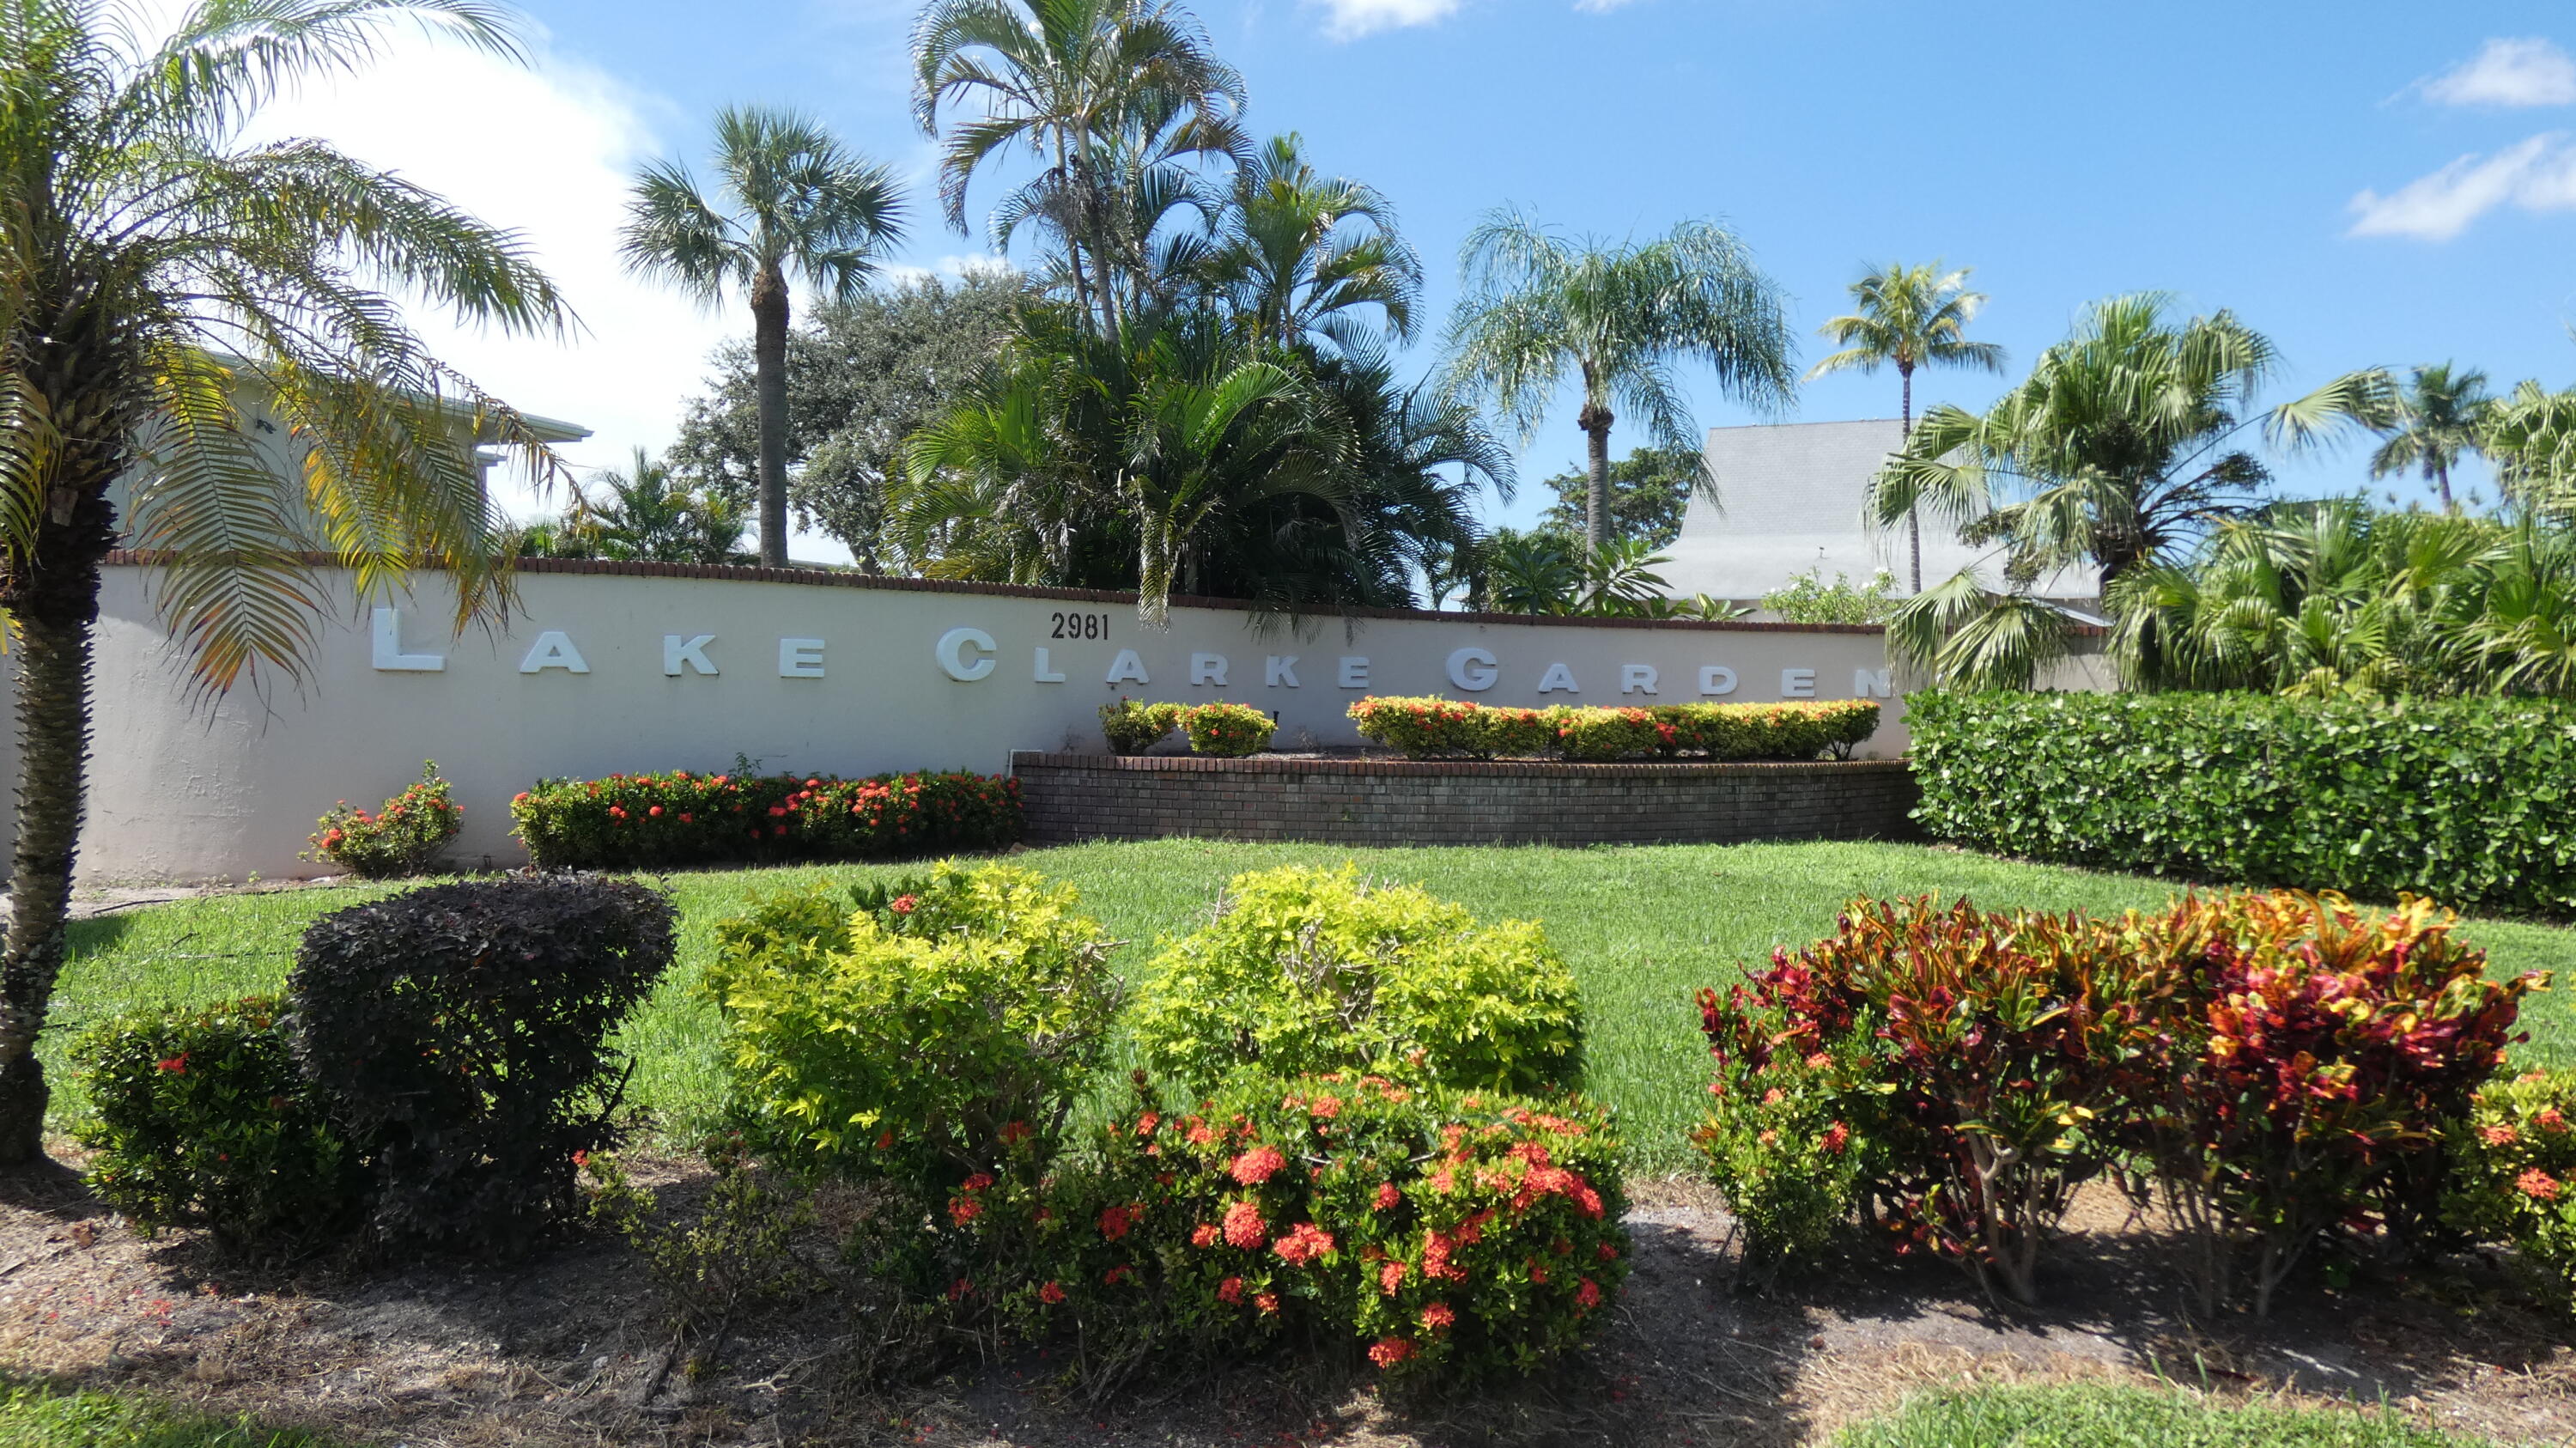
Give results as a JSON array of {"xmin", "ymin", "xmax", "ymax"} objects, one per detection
[{"xmin": 1905, "ymin": 691, "xmax": 2576, "ymax": 915}]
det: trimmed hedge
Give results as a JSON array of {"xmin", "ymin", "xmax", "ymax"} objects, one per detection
[
  {"xmin": 1906, "ymin": 691, "xmax": 2576, "ymax": 916},
  {"xmin": 1347, "ymin": 697, "xmax": 1880, "ymax": 762},
  {"xmin": 510, "ymin": 769, "xmax": 1022, "ymax": 869}
]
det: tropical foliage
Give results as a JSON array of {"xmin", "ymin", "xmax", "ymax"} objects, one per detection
[
  {"xmin": 1871, "ymin": 295, "xmax": 2391, "ymax": 689},
  {"xmin": 519, "ymin": 448, "xmax": 749, "ymax": 563},
  {"xmin": 2370, "ymin": 362, "xmax": 2492, "ymax": 514},
  {"xmin": 0, "ymin": 0, "xmax": 573, "ymax": 1161},
  {"xmin": 623, "ymin": 107, "xmax": 905, "ymax": 564},
  {"xmin": 1530, "ymin": 443, "xmax": 1704, "ymax": 551},
  {"xmin": 1443, "ymin": 210, "xmax": 1794, "ymax": 555}
]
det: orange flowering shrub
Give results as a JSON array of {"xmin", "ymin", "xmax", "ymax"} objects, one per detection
[
  {"xmin": 509, "ymin": 767, "xmax": 1020, "ymax": 869},
  {"xmin": 1346, "ymin": 697, "xmax": 1556, "ymax": 759},
  {"xmin": 2445, "ymin": 1069, "xmax": 2576, "ymax": 1311},
  {"xmin": 303, "ymin": 760, "xmax": 461, "ymax": 878},
  {"xmin": 1182, "ymin": 702, "xmax": 1276, "ymax": 757},
  {"xmin": 1552, "ymin": 701, "xmax": 1880, "ymax": 762},
  {"xmin": 913, "ymin": 1072, "xmax": 1628, "ymax": 1382}
]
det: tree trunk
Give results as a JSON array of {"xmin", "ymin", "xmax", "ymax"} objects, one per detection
[
  {"xmin": 1577, "ymin": 401, "xmax": 1614, "ymax": 557},
  {"xmin": 0, "ymin": 437, "xmax": 118, "ymax": 1164},
  {"xmin": 2436, "ymin": 462, "xmax": 2455, "ymax": 514},
  {"xmin": 1901, "ymin": 365, "xmax": 1921, "ymax": 593},
  {"xmin": 750, "ymin": 263, "xmax": 793, "ymax": 568}
]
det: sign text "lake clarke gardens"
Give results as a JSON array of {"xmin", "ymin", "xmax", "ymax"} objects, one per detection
[{"xmin": 368, "ymin": 607, "xmax": 1896, "ymax": 701}]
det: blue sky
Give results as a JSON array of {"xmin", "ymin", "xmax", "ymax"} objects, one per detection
[{"xmin": 263, "ymin": 0, "xmax": 2576, "ymax": 552}]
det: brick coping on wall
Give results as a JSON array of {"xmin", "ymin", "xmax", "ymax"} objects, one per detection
[
  {"xmin": 102, "ymin": 550, "xmax": 1916, "ymax": 636},
  {"xmin": 1008, "ymin": 751, "xmax": 1912, "ymax": 779}
]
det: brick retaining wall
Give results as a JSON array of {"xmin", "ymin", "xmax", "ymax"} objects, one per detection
[{"xmin": 1011, "ymin": 752, "xmax": 1921, "ymax": 849}]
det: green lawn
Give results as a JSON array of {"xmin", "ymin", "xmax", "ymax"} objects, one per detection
[
  {"xmin": 55, "ymin": 840, "xmax": 2576, "ymax": 1170},
  {"xmin": 1832, "ymin": 1384, "xmax": 2489, "ymax": 1448}
]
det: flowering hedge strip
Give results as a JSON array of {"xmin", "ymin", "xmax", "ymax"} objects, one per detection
[
  {"xmin": 1099, "ymin": 698, "xmax": 1184, "ymax": 754},
  {"xmin": 2445, "ymin": 1068, "xmax": 2576, "ymax": 1311},
  {"xmin": 1347, "ymin": 697, "xmax": 1880, "ymax": 762},
  {"xmin": 914, "ymin": 1072, "xmax": 1629, "ymax": 1380},
  {"xmin": 510, "ymin": 768, "xmax": 1022, "ymax": 869},
  {"xmin": 1906, "ymin": 690, "xmax": 2576, "ymax": 916},
  {"xmin": 303, "ymin": 760, "xmax": 462, "ymax": 878},
  {"xmin": 1346, "ymin": 697, "xmax": 1556, "ymax": 759},
  {"xmin": 1695, "ymin": 890, "xmax": 2543, "ymax": 1312}
]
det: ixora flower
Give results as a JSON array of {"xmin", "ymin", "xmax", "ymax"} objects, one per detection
[
  {"xmin": 1223, "ymin": 1199, "xmax": 1268, "ymax": 1249},
  {"xmin": 1418, "ymin": 1301, "xmax": 1456, "ymax": 1331},
  {"xmin": 1038, "ymin": 1281, "xmax": 1067, "ymax": 1305},
  {"xmin": 1271, "ymin": 1221, "xmax": 1335, "ymax": 1267},
  {"xmin": 1230, "ymin": 1144, "xmax": 1288, "ymax": 1186},
  {"xmin": 1367, "ymin": 1336, "xmax": 1416, "ymax": 1368},
  {"xmin": 1216, "ymin": 1275, "xmax": 1245, "ymax": 1304},
  {"xmin": 2517, "ymin": 1168, "xmax": 2562, "ymax": 1202}
]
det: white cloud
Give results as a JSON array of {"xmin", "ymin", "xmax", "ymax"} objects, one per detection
[
  {"xmin": 1309, "ymin": 0, "xmax": 1462, "ymax": 40},
  {"xmin": 2347, "ymin": 131, "xmax": 2576, "ymax": 240},
  {"xmin": 2420, "ymin": 38, "xmax": 2576, "ymax": 108}
]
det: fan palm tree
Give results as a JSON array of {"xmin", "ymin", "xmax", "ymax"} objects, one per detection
[
  {"xmin": 621, "ymin": 108, "xmax": 903, "ymax": 566},
  {"xmin": 912, "ymin": 0, "xmax": 1242, "ymax": 333},
  {"xmin": 1871, "ymin": 295, "xmax": 2393, "ymax": 688},
  {"xmin": 2370, "ymin": 362, "xmax": 2492, "ymax": 514},
  {"xmin": 1443, "ymin": 210, "xmax": 1796, "ymax": 557},
  {"xmin": 0, "ymin": 0, "xmax": 574, "ymax": 1159},
  {"xmin": 1805, "ymin": 262, "xmax": 2005, "ymax": 590}
]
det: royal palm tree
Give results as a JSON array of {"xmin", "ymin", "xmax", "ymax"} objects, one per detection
[
  {"xmin": 0, "ymin": 0, "xmax": 573, "ymax": 1159},
  {"xmin": 1805, "ymin": 262, "xmax": 2005, "ymax": 590},
  {"xmin": 913, "ymin": 0, "xmax": 1242, "ymax": 333},
  {"xmin": 621, "ymin": 108, "xmax": 903, "ymax": 565},
  {"xmin": 1443, "ymin": 209, "xmax": 1796, "ymax": 557},
  {"xmin": 1871, "ymin": 295, "xmax": 2393, "ymax": 688},
  {"xmin": 2370, "ymin": 362, "xmax": 2492, "ymax": 514}
]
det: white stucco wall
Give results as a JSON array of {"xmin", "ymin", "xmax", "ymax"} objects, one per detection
[{"xmin": 66, "ymin": 562, "xmax": 1909, "ymax": 884}]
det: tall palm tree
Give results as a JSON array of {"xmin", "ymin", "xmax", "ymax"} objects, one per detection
[
  {"xmin": 621, "ymin": 108, "xmax": 903, "ymax": 566},
  {"xmin": 1805, "ymin": 262, "xmax": 2005, "ymax": 590},
  {"xmin": 1871, "ymin": 295, "xmax": 2392, "ymax": 688},
  {"xmin": 2370, "ymin": 362, "xmax": 2492, "ymax": 513},
  {"xmin": 1443, "ymin": 209, "xmax": 1796, "ymax": 557},
  {"xmin": 912, "ymin": 0, "xmax": 1242, "ymax": 333},
  {"xmin": 0, "ymin": 0, "xmax": 572, "ymax": 1159}
]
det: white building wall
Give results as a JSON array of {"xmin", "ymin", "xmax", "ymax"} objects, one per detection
[{"xmin": 64, "ymin": 563, "xmax": 1911, "ymax": 884}]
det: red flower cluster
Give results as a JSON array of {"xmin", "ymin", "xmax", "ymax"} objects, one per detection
[
  {"xmin": 510, "ymin": 768, "xmax": 1023, "ymax": 869},
  {"xmin": 1271, "ymin": 1221, "xmax": 1335, "ymax": 1266}
]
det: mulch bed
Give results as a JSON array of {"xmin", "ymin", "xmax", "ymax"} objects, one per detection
[{"xmin": 0, "ymin": 1156, "xmax": 2565, "ymax": 1447}]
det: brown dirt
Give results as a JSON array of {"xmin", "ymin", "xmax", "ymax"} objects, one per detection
[{"xmin": 0, "ymin": 1159, "xmax": 2566, "ymax": 1448}]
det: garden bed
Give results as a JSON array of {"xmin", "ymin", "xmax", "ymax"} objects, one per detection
[
  {"xmin": 1011, "ymin": 752, "xmax": 1921, "ymax": 849},
  {"xmin": 0, "ymin": 1159, "xmax": 2562, "ymax": 1447}
]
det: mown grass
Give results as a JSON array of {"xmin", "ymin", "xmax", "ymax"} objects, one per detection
[
  {"xmin": 52, "ymin": 840, "xmax": 2576, "ymax": 1170},
  {"xmin": 0, "ymin": 1378, "xmax": 337, "ymax": 1447},
  {"xmin": 1830, "ymin": 1384, "xmax": 2490, "ymax": 1447}
]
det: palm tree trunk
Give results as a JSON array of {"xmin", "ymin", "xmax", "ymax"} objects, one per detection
[
  {"xmin": 750, "ymin": 262, "xmax": 793, "ymax": 568},
  {"xmin": 1902, "ymin": 366, "xmax": 1921, "ymax": 593},
  {"xmin": 1578, "ymin": 401, "xmax": 1614, "ymax": 557},
  {"xmin": 2436, "ymin": 462, "xmax": 2455, "ymax": 514}
]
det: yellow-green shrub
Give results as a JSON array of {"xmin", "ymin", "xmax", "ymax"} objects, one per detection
[
  {"xmin": 704, "ymin": 862, "xmax": 1123, "ymax": 1186},
  {"xmin": 1131, "ymin": 865, "xmax": 1582, "ymax": 1093}
]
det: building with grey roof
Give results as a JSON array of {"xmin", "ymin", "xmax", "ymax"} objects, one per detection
[{"xmin": 1657, "ymin": 418, "xmax": 2098, "ymax": 605}]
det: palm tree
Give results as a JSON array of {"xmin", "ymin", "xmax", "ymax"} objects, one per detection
[
  {"xmin": 1194, "ymin": 133, "xmax": 1420, "ymax": 353},
  {"xmin": 0, "ymin": 0, "xmax": 573, "ymax": 1159},
  {"xmin": 1805, "ymin": 262, "xmax": 2005, "ymax": 590},
  {"xmin": 574, "ymin": 448, "xmax": 749, "ymax": 563},
  {"xmin": 1870, "ymin": 295, "xmax": 2393, "ymax": 688},
  {"xmin": 912, "ymin": 0, "xmax": 1242, "ymax": 333},
  {"xmin": 621, "ymin": 108, "xmax": 903, "ymax": 566},
  {"xmin": 2370, "ymin": 362, "xmax": 2492, "ymax": 514},
  {"xmin": 1443, "ymin": 209, "xmax": 1796, "ymax": 557}
]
